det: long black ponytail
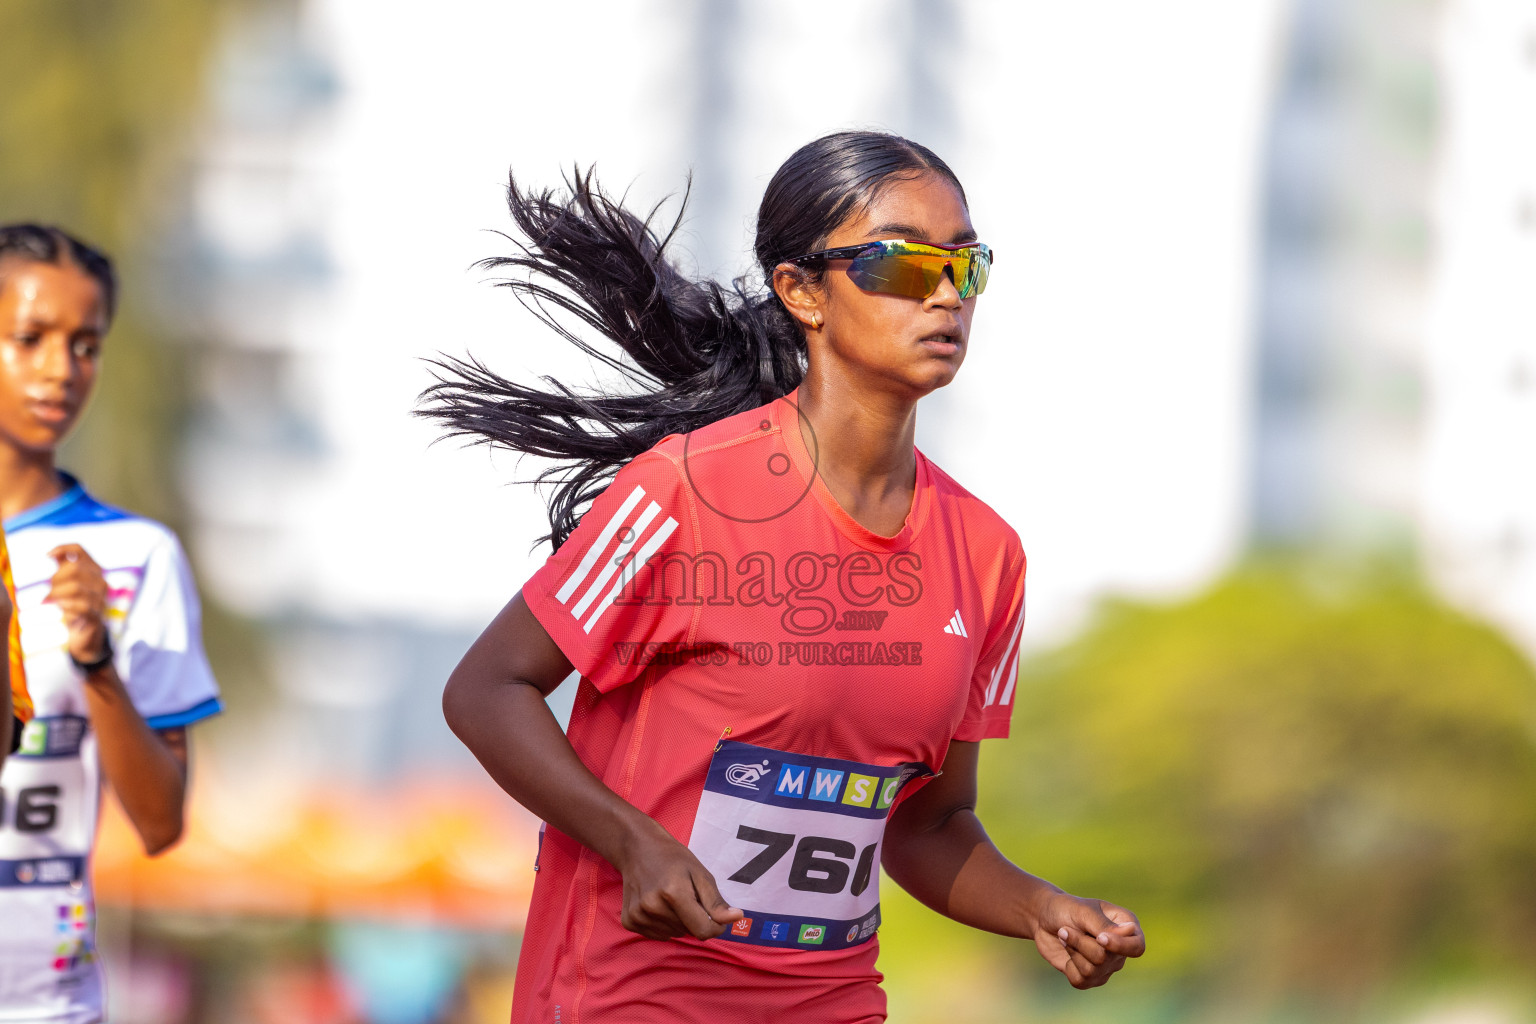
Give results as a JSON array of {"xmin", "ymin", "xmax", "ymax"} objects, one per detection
[{"xmin": 418, "ymin": 130, "xmax": 965, "ymax": 549}]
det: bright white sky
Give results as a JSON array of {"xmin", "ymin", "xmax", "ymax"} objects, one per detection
[
  {"xmin": 210, "ymin": 0, "xmax": 1285, "ymax": 649},
  {"xmin": 1423, "ymin": 0, "xmax": 1536, "ymax": 653}
]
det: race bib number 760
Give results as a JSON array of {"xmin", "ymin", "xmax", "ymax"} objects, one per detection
[{"xmin": 687, "ymin": 739, "xmax": 931, "ymax": 951}]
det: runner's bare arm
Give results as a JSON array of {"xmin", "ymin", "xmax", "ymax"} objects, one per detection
[
  {"xmin": 49, "ymin": 544, "xmax": 190, "ymax": 855},
  {"xmin": 882, "ymin": 740, "xmax": 1145, "ymax": 990},
  {"xmin": 444, "ymin": 591, "xmax": 743, "ymax": 941}
]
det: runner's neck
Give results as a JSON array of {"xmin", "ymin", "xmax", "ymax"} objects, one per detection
[
  {"xmin": 791, "ymin": 379, "xmax": 920, "ymax": 539},
  {"xmin": 0, "ymin": 443, "xmax": 67, "ymax": 523}
]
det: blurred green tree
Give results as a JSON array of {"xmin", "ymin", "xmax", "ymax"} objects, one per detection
[
  {"xmin": 0, "ymin": 0, "xmax": 229, "ymax": 520},
  {"xmin": 975, "ymin": 559, "xmax": 1536, "ymax": 1009},
  {"xmin": 0, "ymin": 0, "xmax": 267, "ymax": 702}
]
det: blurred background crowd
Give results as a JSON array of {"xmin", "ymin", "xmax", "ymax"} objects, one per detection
[{"xmin": 3, "ymin": 0, "xmax": 1534, "ymax": 1021}]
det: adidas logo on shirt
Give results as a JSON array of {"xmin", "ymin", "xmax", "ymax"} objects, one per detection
[
  {"xmin": 942, "ymin": 610, "xmax": 968, "ymax": 637},
  {"xmin": 554, "ymin": 484, "xmax": 680, "ymax": 634}
]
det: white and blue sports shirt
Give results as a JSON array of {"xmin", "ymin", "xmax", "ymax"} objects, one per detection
[{"xmin": 0, "ymin": 475, "xmax": 220, "ymax": 1024}]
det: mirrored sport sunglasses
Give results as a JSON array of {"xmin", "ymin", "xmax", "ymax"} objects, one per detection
[{"xmin": 789, "ymin": 239, "xmax": 994, "ymax": 300}]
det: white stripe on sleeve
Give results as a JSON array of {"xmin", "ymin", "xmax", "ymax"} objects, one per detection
[
  {"xmin": 582, "ymin": 516, "xmax": 680, "ymax": 634},
  {"xmin": 999, "ymin": 644, "xmax": 1023, "ymax": 705},
  {"xmin": 984, "ymin": 612, "xmax": 1026, "ymax": 707},
  {"xmin": 556, "ymin": 485, "xmax": 647, "ymax": 603},
  {"xmin": 571, "ymin": 500, "xmax": 662, "ymax": 619}
]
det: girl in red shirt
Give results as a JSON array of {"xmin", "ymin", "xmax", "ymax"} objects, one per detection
[{"xmin": 423, "ymin": 131, "xmax": 1144, "ymax": 1023}]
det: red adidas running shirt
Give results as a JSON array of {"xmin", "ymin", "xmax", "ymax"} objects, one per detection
[{"xmin": 516, "ymin": 391, "xmax": 1027, "ymax": 1024}]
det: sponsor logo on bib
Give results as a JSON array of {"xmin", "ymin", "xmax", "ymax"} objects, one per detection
[
  {"xmin": 725, "ymin": 761, "xmax": 772, "ymax": 790},
  {"xmin": 761, "ymin": 920, "xmax": 792, "ymax": 942}
]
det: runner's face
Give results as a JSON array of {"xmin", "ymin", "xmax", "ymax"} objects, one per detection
[
  {"xmin": 0, "ymin": 261, "xmax": 107, "ymax": 455},
  {"xmin": 804, "ymin": 171, "xmax": 977, "ymax": 395}
]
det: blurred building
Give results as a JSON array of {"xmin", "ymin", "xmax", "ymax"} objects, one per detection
[
  {"xmin": 1251, "ymin": 0, "xmax": 1536, "ymax": 661},
  {"xmin": 180, "ymin": 1, "xmax": 480, "ymax": 782},
  {"xmin": 1250, "ymin": 0, "xmax": 1439, "ymax": 551}
]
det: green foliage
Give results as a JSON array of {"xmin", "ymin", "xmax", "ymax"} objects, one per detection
[
  {"xmin": 0, "ymin": 0, "xmax": 225, "ymax": 521},
  {"xmin": 973, "ymin": 559, "xmax": 1536, "ymax": 1006},
  {"xmin": 0, "ymin": 0, "xmax": 270, "ymax": 703}
]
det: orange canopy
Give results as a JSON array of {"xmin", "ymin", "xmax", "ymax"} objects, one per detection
[{"xmin": 94, "ymin": 774, "xmax": 539, "ymax": 930}]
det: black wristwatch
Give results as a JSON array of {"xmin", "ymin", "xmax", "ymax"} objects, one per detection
[{"xmin": 70, "ymin": 633, "xmax": 114, "ymax": 674}]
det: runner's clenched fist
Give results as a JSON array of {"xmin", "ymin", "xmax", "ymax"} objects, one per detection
[{"xmin": 47, "ymin": 544, "xmax": 110, "ymax": 665}]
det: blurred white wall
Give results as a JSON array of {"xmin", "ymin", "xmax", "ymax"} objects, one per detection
[{"xmin": 188, "ymin": 0, "xmax": 1281, "ymax": 660}]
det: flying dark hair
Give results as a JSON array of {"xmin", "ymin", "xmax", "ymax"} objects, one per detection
[
  {"xmin": 0, "ymin": 224, "xmax": 117, "ymax": 321},
  {"xmin": 418, "ymin": 130, "xmax": 967, "ymax": 549}
]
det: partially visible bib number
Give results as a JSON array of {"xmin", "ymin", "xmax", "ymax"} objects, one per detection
[
  {"xmin": 688, "ymin": 739, "xmax": 931, "ymax": 951},
  {"xmin": 0, "ymin": 715, "xmax": 91, "ymax": 889}
]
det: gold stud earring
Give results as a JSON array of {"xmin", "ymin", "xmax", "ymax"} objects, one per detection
[{"xmin": 809, "ymin": 313, "xmax": 821, "ymax": 328}]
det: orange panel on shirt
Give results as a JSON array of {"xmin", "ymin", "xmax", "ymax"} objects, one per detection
[{"xmin": 2, "ymin": 532, "xmax": 30, "ymax": 724}]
